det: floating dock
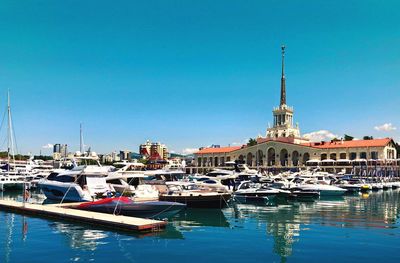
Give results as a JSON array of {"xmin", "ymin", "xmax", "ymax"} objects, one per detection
[{"xmin": 0, "ymin": 200, "xmax": 167, "ymax": 232}]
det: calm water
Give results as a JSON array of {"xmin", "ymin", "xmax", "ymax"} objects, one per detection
[{"xmin": 1, "ymin": 190, "xmax": 400, "ymax": 263}]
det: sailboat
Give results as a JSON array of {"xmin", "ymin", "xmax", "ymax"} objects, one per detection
[{"xmin": 0, "ymin": 91, "xmax": 25, "ymax": 191}]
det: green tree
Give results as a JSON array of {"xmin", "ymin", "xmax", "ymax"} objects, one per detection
[
  {"xmin": 344, "ymin": 134, "xmax": 354, "ymax": 141},
  {"xmin": 363, "ymin": 136, "xmax": 373, "ymax": 140},
  {"xmin": 247, "ymin": 138, "xmax": 257, "ymax": 146}
]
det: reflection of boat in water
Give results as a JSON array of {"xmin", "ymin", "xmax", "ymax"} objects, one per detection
[
  {"xmin": 76, "ymin": 197, "xmax": 186, "ymax": 219},
  {"xmin": 172, "ymin": 208, "xmax": 230, "ymax": 228},
  {"xmin": 51, "ymin": 222, "xmax": 109, "ymax": 251}
]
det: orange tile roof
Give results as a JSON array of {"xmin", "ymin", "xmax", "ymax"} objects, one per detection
[
  {"xmin": 195, "ymin": 146, "xmax": 242, "ymax": 155},
  {"xmin": 303, "ymin": 138, "xmax": 393, "ymax": 149}
]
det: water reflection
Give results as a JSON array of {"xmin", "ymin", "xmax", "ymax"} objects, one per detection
[
  {"xmin": 172, "ymin": 208, "xmax": 230, "ymax": 229},
  {"xmin": 50, "ymin": 222, "xmax": 109, "ymax": 251},
  {"xmin": 224, "ymin": 189, "xmax": 400, "ymax": 262},
  {"xmin": 0, "ymin": 190, "xmax": 399, "ymax": 262}
]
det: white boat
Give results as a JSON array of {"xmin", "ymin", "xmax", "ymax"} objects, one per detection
[
  {"xmin": 293, "ymin": 180, "xmax": 346, "ymax": 196},
  {"xmin": 38, "ymin": 164, "xmax": 114, "ymax": 202},
  {"xmin": 0, "ymin": 175, "xmax": 25, "ymax": 191},
  {"xmin": 106, "ymin": 174, "xmax": 159, "ymax": 199},
  {"xmin": 234, "ymin": 181, "xmax": 280, "ymax": 202}
]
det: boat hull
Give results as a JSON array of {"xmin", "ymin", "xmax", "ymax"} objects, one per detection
[
  {"xmin": 159, "ymin": 194, "xmax": 231, "ymax": 208},
  {"xmin": 78, "ymin": 200, "xmax": 186, "ymax": 219},
  {"xmin": 38, "ymin": 181, "xmax": 90, "ymax": 202}
]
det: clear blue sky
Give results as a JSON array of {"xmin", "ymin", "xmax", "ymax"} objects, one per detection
[{"xmin": 0, "ymin": 0, "xmax": 399, "ymax": 155}]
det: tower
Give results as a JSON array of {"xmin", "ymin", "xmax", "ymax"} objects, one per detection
[{"xmin": 266, "ymin": 45, "xmax": 301, "ymax": 139}]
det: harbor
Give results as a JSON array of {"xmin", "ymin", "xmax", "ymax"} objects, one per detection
[
  {"xmin": 1, "ymin": 189, "xmax": 400, "ymax": 262},
  {"xmin": 1, "ymin": 1, "xmax": 400, "ymax": 262}
]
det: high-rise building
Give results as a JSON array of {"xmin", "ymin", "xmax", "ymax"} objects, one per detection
[
  {"xmin": 53, "ymin": 143, "xmax": 68, "ymax": 160},
  {"xmin": 140, "ymin": 140, "xmax": 168, "ymax": 160},
  {"xmin": 119, "ymin": 150, "xmax": 132, "ymax": 161}
]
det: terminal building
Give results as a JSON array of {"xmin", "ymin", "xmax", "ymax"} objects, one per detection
[{"xmin": 194, "ymin": 46, "xmax": 398, "ymax": 171}]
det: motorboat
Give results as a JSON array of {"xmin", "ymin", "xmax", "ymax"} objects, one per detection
[
  {"xmin": 334, "ymin": 178, "xmax": 371, "ymax": 193},
  {"xmin": 292, "ymin": 179, "xmax": 346, "ymax": 196},
  {"xmin": 233, "ymin": 181, "xmax": 280, "ymax": 202},
  {"xmin": 190, "ymin": 176, "xmax": 232, "ymax": 193},
  {"xmin": 76, "ymin": 197, "xmax": 186, "ymax": 219},
  {"xmin": 0, "ymin": 174, "xmax": 25, "ymax": 191},
  {"xmin": 159, "ymin": 182, "xmax": 231, "ymax": 208},
  {"xmin": 106, "ymin": 173, "xmax": 159, "ymax": 199},
  {"xmin": 38, "ymin": 165, "xmax": 114, "ymax": 202}
]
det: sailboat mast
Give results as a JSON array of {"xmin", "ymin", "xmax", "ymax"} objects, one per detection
[
  {"xmin": 80, "ymin": 123, "xmax": 84, "ymax": 155},
  {"xmin": 7, "ymin": 90, "xmax": 16, "ymax": 169}
]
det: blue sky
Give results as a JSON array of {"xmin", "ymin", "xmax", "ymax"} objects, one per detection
[{"xmin": 0, "ymin": 0, "xmax": 399, "ymax": 155}]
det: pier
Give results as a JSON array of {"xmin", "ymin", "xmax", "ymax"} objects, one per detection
[{"xmin": 0, "ymin": 200, "xmax": 167, "ymax": 233}]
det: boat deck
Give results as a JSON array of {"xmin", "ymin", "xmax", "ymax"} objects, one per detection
[{"xmin": 0, "ymin": 200, "xmax": 167, "ymax": 232}]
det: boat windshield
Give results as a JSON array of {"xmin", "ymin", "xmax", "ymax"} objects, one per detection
[{"xmin": 54, "ymin": 175, "xmax": 76, "ymax": 183}]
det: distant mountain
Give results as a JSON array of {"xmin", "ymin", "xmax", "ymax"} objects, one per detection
[
  {"xmin": 170, "ymin": 153, "xmax": 185, "ymax": 158},
  {"xmin": 170, "ymin": 153, "xmax": 194, "ymax": 159}
]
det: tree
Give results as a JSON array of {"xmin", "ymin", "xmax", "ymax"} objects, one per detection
[
  {"xmin": 363, "ymin": 136, "xmax": 373, "ymax": 140},
  {"xmin": 247, "ymin": 138, "xmax": 257, "ymax": 146},
  {"xmin": 344, "ymin": 134, "xmax": 354, "ymax": 141}
]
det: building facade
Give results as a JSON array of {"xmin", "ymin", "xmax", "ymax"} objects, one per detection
[
  {"xmin": 194, "ymin": 46, "xmax": 397, "ymax": 169},
  {"xmin": 139, "ymin": 140, "xmax": 169, "ymax": 160},
  {"xmin": 53, "ymin": 143, "xmax": 68, "ymax": 160}
]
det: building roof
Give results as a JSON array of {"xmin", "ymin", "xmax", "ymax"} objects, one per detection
[
  {"xmin": 195, "ymin": 146, "xmax": 242, "ymax": 155},
  {"xmin": 303, "ymin": 138, "xmax": 393, "ymax": 149}
]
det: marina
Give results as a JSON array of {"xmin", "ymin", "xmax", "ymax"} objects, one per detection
[
  {"xmin": 1, "ymin": 189, "xmax": 400, "ymax": 262},
  {"xmin": 1, "ymin": 1, "xmax": 400, "ymax": 262}
]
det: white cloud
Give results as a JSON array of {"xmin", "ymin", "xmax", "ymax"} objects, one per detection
[
  {"xmin": 231, "ymin": 139, "xmax": 248, "ymax": 146},
  {"xmin": 42, "ymin": 143, "xmax": 53, "ymax": 149},
  {"xmin": 182, "ymin": 148, "xmax": 198, "ymax": 155},
  {"xmin": 303, "ymin": 130, "xmax": 339, "ymax": 142},
  {"xmin": 374, "ymin": 123, "xmax": 397, "ymax": 132}
]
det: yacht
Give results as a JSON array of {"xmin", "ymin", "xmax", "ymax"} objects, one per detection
[
  {"xmin": 292, "ymin": 179, "xmax": 346, "ymax": 196},
  {"xmin": 0, "ymin": 174, "xmax": 25, "ymax": 191},
  {"xmin": 38, "ymin": 161, "xmax": 114, "ymax": 202},
  {"xmin": 159, "ymin": 181, "xmax": 231, "ymax": 208},
  {"xmin": 233, "ymin": 181, "xmax": 281, "ymax": 202}
]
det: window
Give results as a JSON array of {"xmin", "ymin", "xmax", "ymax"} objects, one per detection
[
  {"xmin": 55, "ymin": 175, "xmax": 75, "ymax": 183},
  {"xmin": 371, "ymin": 151, "xmax": 378, "ymax": 159},
  {"xmin": 349, "ymin": 152, "xmax": 357, "ymax": 160},
  {"xmin": 360, "ymin": 152, "xmax": 367, "ymax": 159},
  {"xmin": 107, "ymin": 179, "xmax": 123, "ymax": 185}
]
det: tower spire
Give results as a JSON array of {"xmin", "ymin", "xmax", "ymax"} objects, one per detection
[{"xmin": 280, "ymin": 45, "xmax": 286, "ymax": 106}]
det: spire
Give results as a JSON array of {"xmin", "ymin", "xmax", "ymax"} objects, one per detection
[{"xmin": 280, "ymin": 45, "xmax": 286, "ymax": 106}]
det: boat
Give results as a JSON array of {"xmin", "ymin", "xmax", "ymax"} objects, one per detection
[
  {"xmin": 233, "ymin": 181, "xmax": 280, "ymax": 202},
  {"xmin": 292, "ymin": 179, "xmax": 346, "ymax": 196},
  {"xmin": 38, "ymin": 164, "xmax": 114, "ymax": 202},
  {"xmin": 0, "ymin": 175, "xmax": 25, "ymax": 191},
  {"xmin": 159, "ymin": 182, "xmax": 231, "ymax": 208},
  {"xmin": 76, "ymin": 197, "xmax": 186, "ymax": 219}
]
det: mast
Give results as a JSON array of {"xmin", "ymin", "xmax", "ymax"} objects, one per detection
[
  {"xmin": 280, "ymin": 45, "xmax": 286, "ymax": 106},
  {"xmin": 7, "ymin": 90, "xmax": 16, "ymax": 171},
  {"xmin": 80, "ymin": 123, "xmax": 84, "ymax": 155}
]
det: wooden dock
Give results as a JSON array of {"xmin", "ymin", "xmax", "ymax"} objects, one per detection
[{"xmin": 0, "ymin": 200, "xmax": 167, "ymax": 232}]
